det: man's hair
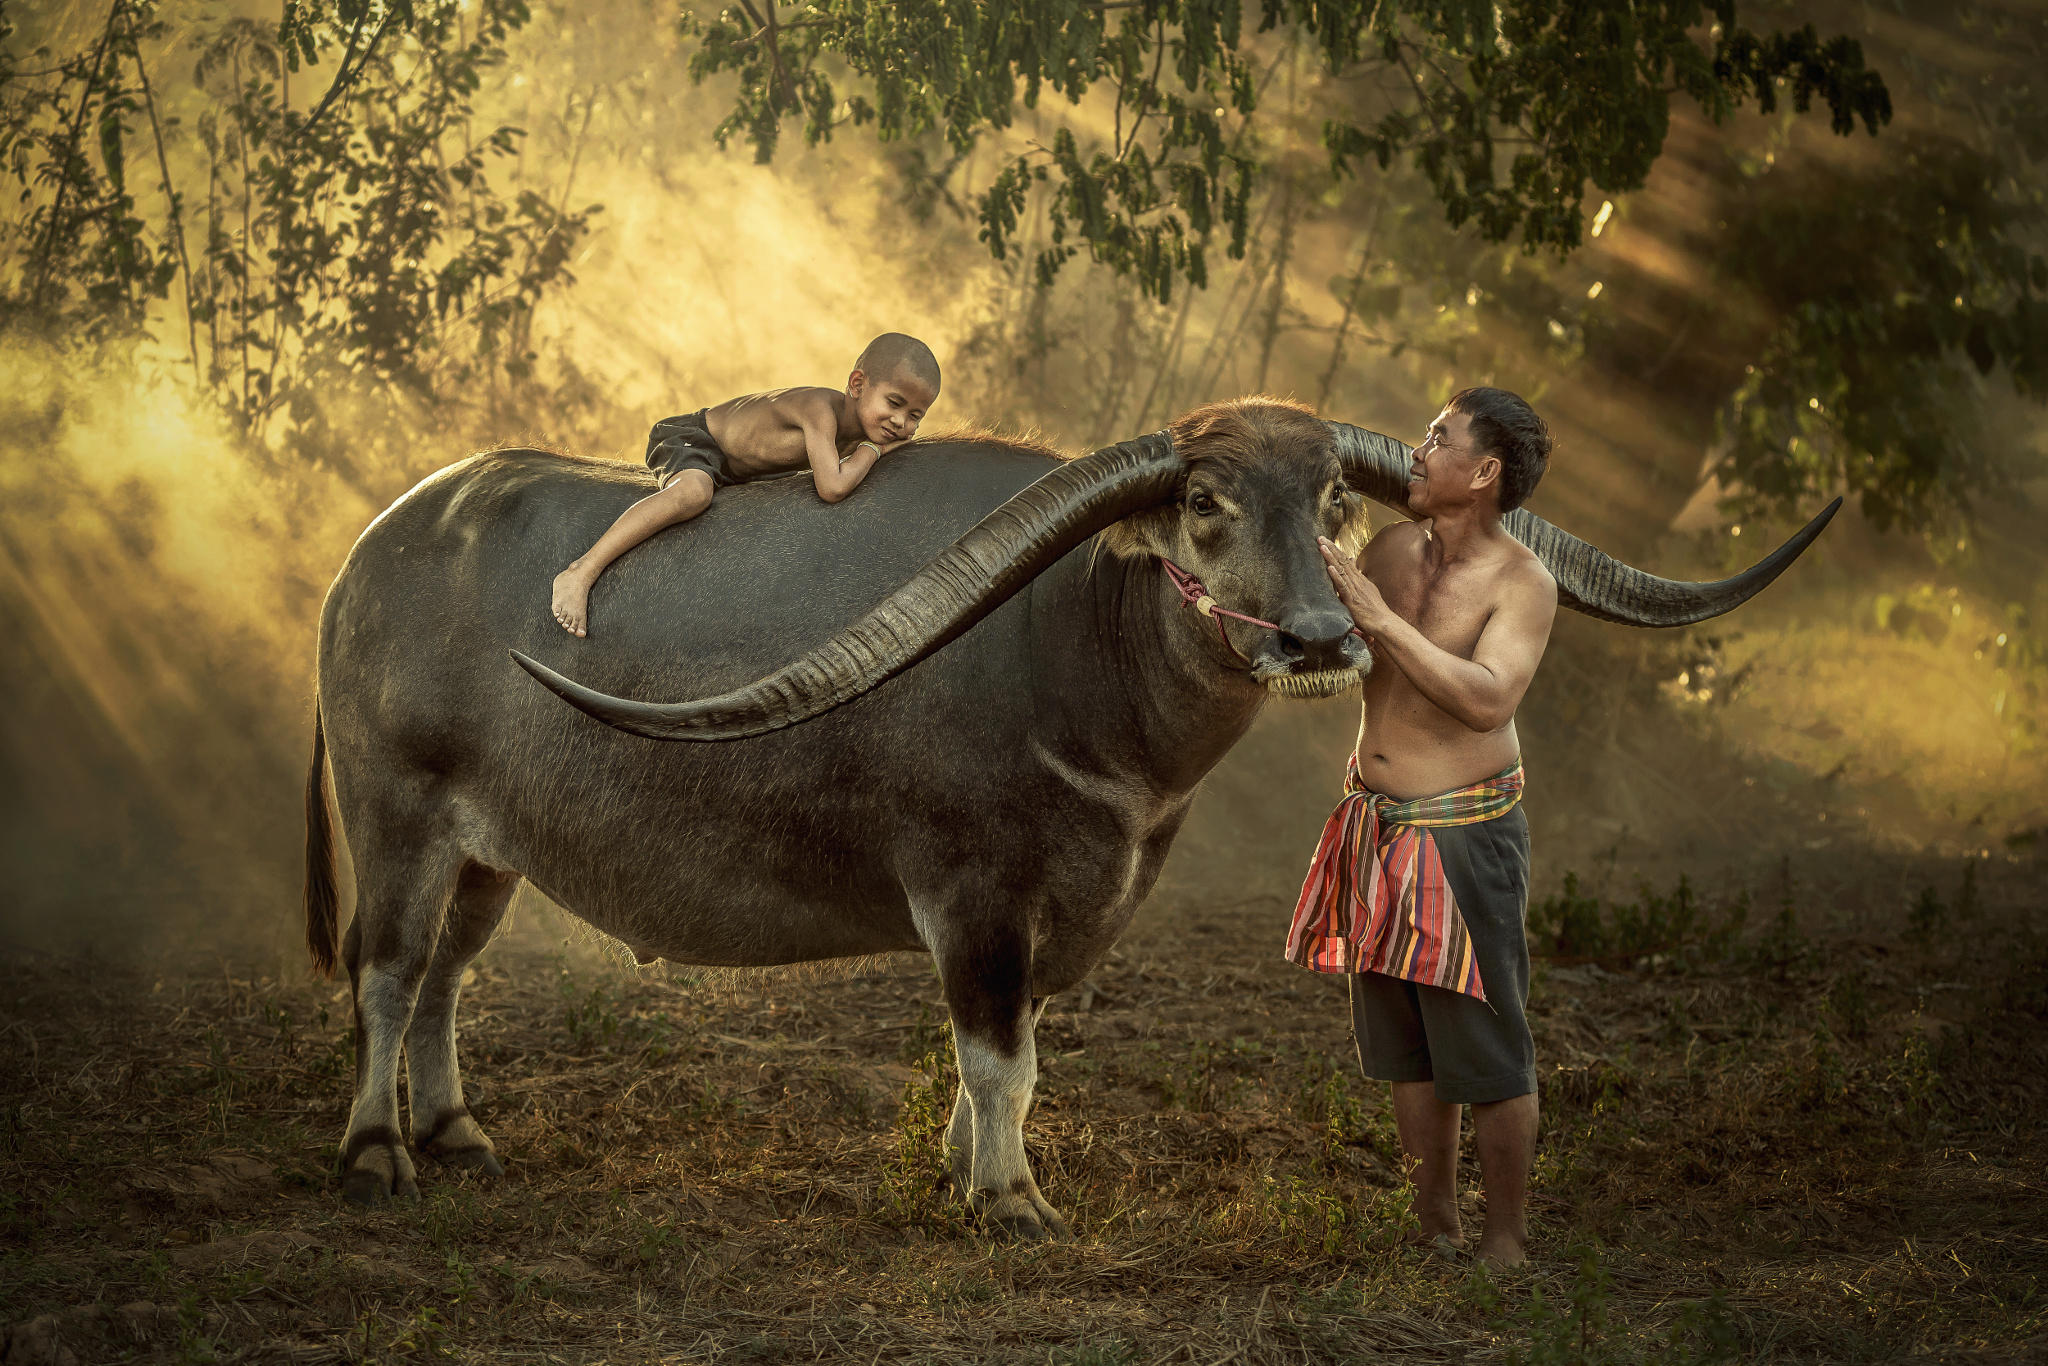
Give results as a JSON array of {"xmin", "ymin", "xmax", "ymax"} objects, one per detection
[
  {"xmin": 1447, "ymin": 386, "xmax": 1550, "ymax": 512},
  {"xmin": 856, "ymin": 333, "xmax": 941, "ymax": 393}
]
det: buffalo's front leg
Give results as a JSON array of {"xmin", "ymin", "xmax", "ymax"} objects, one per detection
[{"xmin": 936, "ymin": 928, "xmax": 1070, "ymax": 1241}]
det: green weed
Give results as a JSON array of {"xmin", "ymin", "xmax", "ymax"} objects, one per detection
[
  {"xmin": 1908, "ymin": 886, "xmax": 1947, "ymax": 945},
  {"xmin": 878, "ymin": 1042, "xmax": 954, "ymax": 1227},
  {"xmin": 1531, "ymin": 873, "xmax": 1748, "ymax": 968},
  {"xmin": 1207, "ymin": 1173, "xmax": 1359, "ymax": 1260},
  {"xmin": 1825, "ymin": 968, "xmax": 1875, "ymax": 1041},
  {"xmin": 1292, "ymin": 1051, "xmax": 1377, "ymax": 1168},
  {"xmin": 1473, "ymin": 1245, "xmax": 1738, "ymax": 1365}
]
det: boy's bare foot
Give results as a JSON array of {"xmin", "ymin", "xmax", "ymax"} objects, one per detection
[{"xmin": 551, "ymin": 567, "xmax": 593, "ymax": 637}]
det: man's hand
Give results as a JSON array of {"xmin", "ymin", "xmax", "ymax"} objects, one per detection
[{"xmin": 1319, "ymin": 537, "xmax": 1393, "ymax": 634}]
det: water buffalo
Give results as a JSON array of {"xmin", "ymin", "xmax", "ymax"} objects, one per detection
[{"xmin": 304, "ymin": 398, "xmax": 1834, "ymax": 1235}]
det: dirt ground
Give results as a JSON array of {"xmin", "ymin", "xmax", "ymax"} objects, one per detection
[{"xmin": 2, "ymin": 835, "xmax": 2043, "ymax": 1365}]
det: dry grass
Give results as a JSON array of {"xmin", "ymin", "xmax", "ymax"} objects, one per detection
[{"xmin": 2, "ymin": 847, "xmax": 2044, "ymax": 1364}]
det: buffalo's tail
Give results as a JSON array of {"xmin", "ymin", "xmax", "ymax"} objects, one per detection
[{"xmin": 304, "ymin": 698, "xmax": 340, "ymax": 978}]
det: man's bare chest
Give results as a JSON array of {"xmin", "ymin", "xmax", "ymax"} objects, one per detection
[{"xmin": 1379, "ymin": 563, "xmax": 1493, "ymax": 660}]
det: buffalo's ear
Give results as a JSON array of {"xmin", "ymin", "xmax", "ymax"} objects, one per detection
[
  {"xmin": 1097, "ymin": 501, "xmax": 1181, "ymax": 560},
  {"xmin": 1331, "ymin": 489, "xmax": 1374, "ymax": 559}
]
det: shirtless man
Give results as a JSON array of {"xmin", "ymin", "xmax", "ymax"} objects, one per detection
[
  {"xmin": 549, "ymin": 332, "xmax": 941, "ymax": 637},
  {"xmin": 1287, "ymin": 386, "xmax": 1557, "ymax": 1267}
]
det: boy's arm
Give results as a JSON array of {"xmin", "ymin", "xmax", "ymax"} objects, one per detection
[
  {"xmin": 795, "ymin": 397, "xmax": 881, "ymax": 503},
  {"xmin": 1320, "ymin": 535, "xmax": 1557, "ymax": 733}
]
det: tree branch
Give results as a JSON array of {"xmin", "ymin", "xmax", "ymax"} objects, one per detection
[
  {"xmin": 132, "ymin": 35, "xmax": 200, "ymax": 382},
  {"xmin": 297, "ymin": 8, "xmax": 395, "ymax": 142},
  {"xmin": 30, "ymin": 0, "xmax": 123, "ymax": 311}
]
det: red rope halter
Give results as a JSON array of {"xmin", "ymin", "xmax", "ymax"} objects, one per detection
[{"xmin": 1159, "ymin": 556, "xmax": 1367, "ymax": 667}]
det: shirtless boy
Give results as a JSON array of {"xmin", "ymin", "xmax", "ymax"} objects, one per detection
[
  {"xmin": 549, "ymin": 332, "xmax": 942, "ymax": 637},
  {"xmin": 1286, "ymin": 387, "xmax": 1556, "ymax": 1267}
]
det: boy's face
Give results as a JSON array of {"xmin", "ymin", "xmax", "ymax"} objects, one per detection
[{"xmin": 847, "ymin": 367, "xmax": 938, "ymax": 446}]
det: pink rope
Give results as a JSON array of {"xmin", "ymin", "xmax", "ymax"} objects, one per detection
[{"xmin": 1159, "ymin": 556, "xmax": 1366, "ymax": 666}]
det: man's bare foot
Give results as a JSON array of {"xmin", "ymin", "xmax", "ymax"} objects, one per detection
[
  {"xmin": 1412, "ymin": 1195, "xmax": 1464, "ymax": 1244},
  {"xmin": 1473, "ymin": 1228, "xmax": 1528, "ymax": 1269},
  {"xmin": 1400, "ymin": 1195, "xmax": 1465, "ymax": 1256},
  {"xmin": 1403, "ymin": 1232, "xmax": 1468, "ymax": 1261},
  {"xmin": 551, "ymin": 567, "xmax": 594, "ymax": 637}
]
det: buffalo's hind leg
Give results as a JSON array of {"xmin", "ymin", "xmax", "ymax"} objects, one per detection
[
  {"xmin": 337, "ymin": 825, "xmax": 463, "ymax": 1206},
  {"xmin": 405, "ymin": 863, "xmax": 519, "ymax": 1177},
  {"xmin": 938, "ymin": 935, "xmax": 1069, "ymax": 1242}
]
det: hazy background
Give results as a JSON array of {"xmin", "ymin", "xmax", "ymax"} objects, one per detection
[{"xmin": 3, "ymin": 0, "xmax": 2042, "ymax": 975}]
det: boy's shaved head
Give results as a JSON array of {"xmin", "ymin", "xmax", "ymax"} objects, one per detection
[{"xmin": 857, "ymin": 333, "xmax": 941, "ymax": 393}]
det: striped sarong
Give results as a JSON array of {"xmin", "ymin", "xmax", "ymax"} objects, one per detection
[{"xmin": 1285, "ymin": 756, "xmax": 1524, "ymax": 1001}]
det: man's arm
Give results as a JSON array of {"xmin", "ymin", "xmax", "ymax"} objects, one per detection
[
  {"xmin": 1319, "ymin": 536, "xmax": 1557, "ymax": 733},
  {"xmin": 793, "ymin": 396, "xmax": 880, "ymax": 503}
]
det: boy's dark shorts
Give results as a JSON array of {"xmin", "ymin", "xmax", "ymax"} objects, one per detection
[
  {"xmin": 1348, "ymin": 805, "xmax": 1537, "ymax": 1105},
  {"xmin": 647, "ymin": 409, "xmax": 737, "ymax": 490}
]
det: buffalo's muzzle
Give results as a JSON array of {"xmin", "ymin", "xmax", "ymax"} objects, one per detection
[{"xmin": 1258, "ymin": 606, "xmax": 1366, "ymax": 675}]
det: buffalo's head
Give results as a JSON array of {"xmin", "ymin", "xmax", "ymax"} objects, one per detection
[{"xmin": 1097, "ymin": 397, "xmax": 1370, "ymax": 699}]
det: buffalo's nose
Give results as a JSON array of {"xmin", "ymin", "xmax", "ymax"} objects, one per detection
[{"xmin": 1275, "ymin": 608, "xmax": 1362, "ymax": 671}]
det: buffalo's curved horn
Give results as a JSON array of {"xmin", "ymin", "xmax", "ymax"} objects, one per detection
[
  {"xmin": 1326, "ymin": 421, "xmax": 1842, "ymax": 628},
  {"xmin": 510, "ymin": 432, "xmax": 1185, "ymax": 741}
]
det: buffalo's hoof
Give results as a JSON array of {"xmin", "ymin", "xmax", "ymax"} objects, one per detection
[
  {"xmin": 433, "ymin": 1146, "xmax": 505, "ymax": 1178},
  {"xmin": 977, "ymin": 1189, "xmax": 1073, "ymax": 1243},
  {"xmin": 338, "ymin": 1128, "xmax": 420, "ymax": 1206},
  {"xmin": 340, "ymin": 1166, "xmax": 420, "ymax": 1206},
  {"xmin": 991, "ymin": 1212, "xmax": 1054, "ymax": 1243}
]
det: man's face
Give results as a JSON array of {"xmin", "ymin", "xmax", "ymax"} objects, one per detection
[
  {"xmin": 1407, "ymin": 407, "xmax": 1497, "ymax": 515},
  {"xmin": 848, "ymin": 368, "xmax": 938, "ymax": 446}
]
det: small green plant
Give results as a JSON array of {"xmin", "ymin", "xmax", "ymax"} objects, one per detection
[
  {"xmin": 1292, "ymin": 1052, "xmax": 1371, "ymax": 1168},
  {"xmin": 174, "ymin": 1287, "xmax": 221, "ymax": 1365},
  {"xmin": 1907, "ymin": 885, "xmax": 1947, "ymax": 945},
  {"xmin": 264, "ymin": 1000, "xmax": 297, "ymax": 1056},
  {"xmin": 1161, "ymin": 1039, "xmax": 1224, "ymax": 1111},
  {"xmin": 1531, "ymin": 873, "xmax": 1748, "ymax": 968},
  {"xmin": 1208, "ymin": 1173, "xmax": 1358, "ymax": 1261},
  {"xmin": 1745, "ymin": 899, "xmax": 1811, "ymax": 980},
  {"xmin": 387, "ymin": 1305, "xmax": 455, "ymax": 1362},
  {"xmin": 1824, "ymin": 968, "xmax": 1875, "ymax": 1041},
  {"xmin": 878, "ymin": 1042, "xmax": 954, "ymax": 1226},
  {"xmin": 420, "ymin": 1189, "xmax": 485, "ymax": 1253},
  {"xmin": 443, "ymin": 1248, "xmax": 479, "ymax": 1305},
  {"xmin": 560, "ymin": 982, "xmax": 622, "ymax": 1051},
  {"xmin": 1803, "ymin": 1020, "xmax": 1850, "ymax": 1106},
  {"xmin": 1884, "ymin": 1025, "xmax": 1943, "ymax": 1132},
  {"xmin": 634, "ymin": 1219, "xmax": 687, "ymax": 1270},
  {"xmin": 1475, "ymin": 1245, "xmax": 1741, "ymax": 1364}
]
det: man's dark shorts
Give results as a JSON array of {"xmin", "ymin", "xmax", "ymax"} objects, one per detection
[
  {"xmin": 1348, "ymin": 805, "xmax": 1536, "ymax": 1105},
  {"xmin": 646, "ymin": 409, "xmax": 737, "ymax": 490}
]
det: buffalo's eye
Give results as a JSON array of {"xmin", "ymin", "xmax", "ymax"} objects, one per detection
[
  {"xmin": 1329, "ymin": 485, "xmax": 1346, "ymax": 504},
  {"xmin": 1188, "ymin": 490, "xmax": 1218, "ymax": 516}
]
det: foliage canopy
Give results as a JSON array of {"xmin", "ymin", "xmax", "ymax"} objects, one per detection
[
  {"xmin": 685, "ymin": 0, "xmax": 1892, "ymax": 302},
  {"xmin": 0, "ymin": 0, "xmax": 596, "ymax": 440}
]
